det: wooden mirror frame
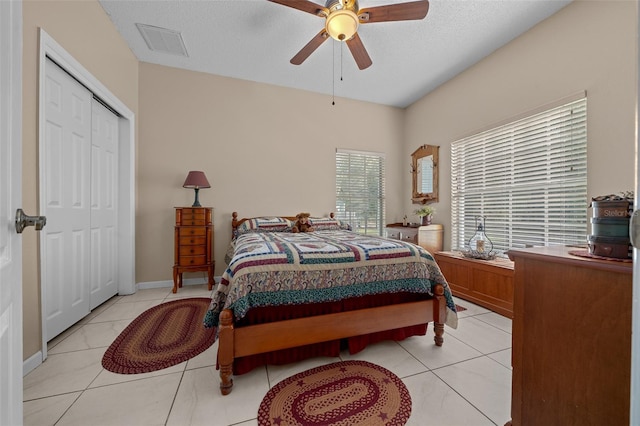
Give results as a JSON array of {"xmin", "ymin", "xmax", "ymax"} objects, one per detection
[{"xmin": 411, "ymin": 144, "xmax": 439, "ymax": 204}]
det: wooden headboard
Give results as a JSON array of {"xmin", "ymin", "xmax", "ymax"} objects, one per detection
[{"xmin": 231, "ymin": 212, "xmax": 335, "ymax": 232}]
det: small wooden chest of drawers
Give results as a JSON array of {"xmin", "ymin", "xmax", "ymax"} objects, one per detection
[
  {"xmin": 173, "ymin": 207, "xmax": 214, "ymax": 293},
  {"xmin": 385, "ymin": 223, "xmax": 444, "ymax": 254}
]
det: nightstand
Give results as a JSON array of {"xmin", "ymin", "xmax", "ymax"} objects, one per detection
[
  {"xmin": 173, "ymin": 207, "xmax": 214, "ymax": 293},
  {"xmin": 385, "ymin": 223, "xmax": 443, "ymax": 254}
]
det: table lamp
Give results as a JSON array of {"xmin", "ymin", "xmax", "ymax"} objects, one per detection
[{"xmin": 182, "ymin": 171, "xmax": 210, "ymax": 207}]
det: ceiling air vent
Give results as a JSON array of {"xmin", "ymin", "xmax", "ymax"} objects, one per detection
[{"xmin": 135, "ymin": 23, "xmax": 189, "ymax": 57}]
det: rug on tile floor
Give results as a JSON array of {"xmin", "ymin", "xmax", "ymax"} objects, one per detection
[
  {"xmin": 102, "ymin": 297, "xmax": 215, "ymax": 374},
  {"xmin": 455, "ymin": 304, "xmax": 467, "ymax": 312},
  {"xmin": 257, "ymin": 360, "xmax": 411, "ymax": 426}
]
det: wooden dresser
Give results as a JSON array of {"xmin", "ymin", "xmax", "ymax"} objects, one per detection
[
  {"xmin": 173, "ymin": 207, "xmax": 214, "ymax": 293},
  {"xmin": 507, "ymin": 246, "xmax": 632, "ymax": 426},
  {"xmin": 434, "ymin": 251, "xmax": 514, "ymax": 318},
  {"xmin": 385, "ymin": 223, "xmax": 443, "ymax": 254}
]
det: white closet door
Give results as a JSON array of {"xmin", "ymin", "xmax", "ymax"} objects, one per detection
[
  {"xmin": 42, "ymin": 58, "xmax": 92, "ymax": 340},
  {"xmin": 90, "ymin": 99, "xmax": 118, "ymax": 309}
]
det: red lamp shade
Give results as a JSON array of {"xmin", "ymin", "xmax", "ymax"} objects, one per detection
[
  {"xmin": 182, "ymin": 171, "xmax": 210, "ymax": 207},
  {"xmin": 182, "ymin": 171, "xmax": 211, "ymax": 189}
]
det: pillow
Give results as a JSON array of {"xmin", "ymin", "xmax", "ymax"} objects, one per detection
[
  {"xmin": 235, "ymin": 217, "xmax": 293, "ymax": 237},
  {"xmin": 308, "ymin": 217, "xmax": 352, "ymax": 231}
]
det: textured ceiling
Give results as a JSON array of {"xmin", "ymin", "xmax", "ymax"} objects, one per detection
[{"xmin": 98, "ymin": 0, "xmax": 572, "ymax": 108}]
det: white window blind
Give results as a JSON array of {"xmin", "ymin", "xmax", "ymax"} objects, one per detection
[
  {"xmin": 335, "ymin": 149, "xmax": 386, "ymax": 235},
  {"xmin": 451, "ymin": 97, "xmax": 587, "ymax": 255}
]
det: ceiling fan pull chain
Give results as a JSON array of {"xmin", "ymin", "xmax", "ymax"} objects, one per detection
[
  {"xmin": 340, "ymin": 42, "xmax": 344, "ymax": 81},
  {"xmin": 332, "ymin": 40, "xmax": 335, "ymax": 105}
]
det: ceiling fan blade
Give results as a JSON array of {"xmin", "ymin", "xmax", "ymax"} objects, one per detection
[
  {"xmin": 267, "ymin": 0, "xmax": 328, "ymax": 17},
  {"xmin": 290, "ymin": 29, "xmax": 329, "ymax": 65},
  {"xmin": 358, "ymin": 0, "xmax": 429, "ymax": 23},
  {"xmin": 346, "ymin": 33, "xmax": 372, "ymax": 70}
]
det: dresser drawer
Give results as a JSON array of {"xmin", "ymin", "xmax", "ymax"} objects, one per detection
[
  {"xmin": 180, "ymin": 207, "xmax": 206, "ymax": 216},
  {"xmin": 178, "ymin": 255, "xmax": 207, "ymax": 266},
  {"xmin": 176, "ymin": 209, "xmax": 207, "ymax": 226},
  {"xmin": 386, "ymin": 227, "xmax": 418, "ymax": 242},
  {"xmin": 179, "ymin": 236, "xmax": 207, "ymax": 246},
  {"xmin": 178, "ymin": 227, "xmax": 206, "ymax": 237},
  {"xmin": 180, "ymin": 217, "xmax": 206, "ymax": 226},
  {"xmin": 386, "ymin": 229, "xmax": 401, "ymax": 239},
  {"xmin": 398, "ymin": 232, "xmax": 418, "ymax": 243},
  {"xmin": 179, "ymin": 245, "xmax": 206, "ymax": 256}
]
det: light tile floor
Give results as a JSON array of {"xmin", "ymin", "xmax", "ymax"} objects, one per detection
[{"xmin": 24, "ymin": 284, "xmax": 512, "ymax": 426}]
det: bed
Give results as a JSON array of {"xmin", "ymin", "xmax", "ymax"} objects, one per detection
[{"xmin": 204, "ymin": 213, "xmax": 458, "ymax": 395}]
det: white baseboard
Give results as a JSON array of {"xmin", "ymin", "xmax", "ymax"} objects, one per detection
[
  {"xmin": 136, "ymin": 277, "xmax": 219, "ymax": 291},
  {"xmin": 24, "ymin": 350, "xmax": 42, "ymax": 377}
]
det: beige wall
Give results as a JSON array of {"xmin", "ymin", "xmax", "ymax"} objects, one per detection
[
  {"xmin": 404, "ymin": 0, "xmax": 636, "ymax": 250},
  {"xmin": 137, "ymin": 63, "xmax": 405, "ymax": 282},
  {"xmin": 22, "ymin": 0, "xmax": 139, "ymax": 360}
]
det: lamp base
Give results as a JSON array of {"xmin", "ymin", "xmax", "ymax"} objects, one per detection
[{"xmin": 192, "ymin": 188, "xmax": 202, "ymax": 207}]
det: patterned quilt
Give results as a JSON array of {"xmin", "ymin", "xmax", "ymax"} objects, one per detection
[{"xmin": 204, "ymin": 230, "xmax": 458, "ymax": 329}]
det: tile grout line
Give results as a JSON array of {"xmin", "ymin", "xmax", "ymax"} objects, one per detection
[
  {"xmin": 164, "ymin": 369, "xmax": 187, "ymax": 426},
  {"xmin": 429, "ymin": 366, "xmax": 500, "ymax": 426}
]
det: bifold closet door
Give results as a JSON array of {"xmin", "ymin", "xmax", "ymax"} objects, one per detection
[
  {"xmin": 42, "ymin": 58, "xmax": 92, "ymax": 340},
  {"xmin": 89, "ymin": 99, "xmax": 118, "ymax": 310},
  {"xmin": 41, "ymin": 59, "xmax": 120, "ymax": 340}
]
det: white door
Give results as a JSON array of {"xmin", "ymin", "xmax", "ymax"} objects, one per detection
[
  {"xmin": 0, "ymin": 0, "xmax": 23, "ymax": 424},
  {"xmin": 42, "ymin": 58, "xmax": 92, "ymax": 340},
  {"xmin": 90, "ymin": 99, "xmax": 118, "ymax": 309}
]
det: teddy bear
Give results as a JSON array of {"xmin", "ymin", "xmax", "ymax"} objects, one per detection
[{"xmin": 292, "ymin": 212, "xmax": 314, "ymax": 233}]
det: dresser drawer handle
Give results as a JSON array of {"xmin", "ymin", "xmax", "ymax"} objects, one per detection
[
  {"xmin": 190, "ymin": 239, "xmax": 195, "ymax": 243},
  {"xmin": 190, "ymin": 249, "xmax": 194, "ymax": 253}
]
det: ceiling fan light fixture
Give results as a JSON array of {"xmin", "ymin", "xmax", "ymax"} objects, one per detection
[{"xmin": 326, "ymin": 10, "xmax": 358, "ymax": 41}]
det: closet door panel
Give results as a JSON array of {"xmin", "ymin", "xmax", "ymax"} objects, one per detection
[
  {"xmin": 89, "ymin": 99, "xmax": 118, "ymax": 309},
  {"xmin": 42, "ymin": 58, "xmax": 92, "ymax": 340}
]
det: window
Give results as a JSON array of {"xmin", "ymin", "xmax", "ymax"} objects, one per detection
[
  {"xmin": 451, "ymin": 97, "xmax": 587, "ymax": 256},
  {"xmin": 335, "ymin": 149, "xmax": 386, "ymax": 235}
]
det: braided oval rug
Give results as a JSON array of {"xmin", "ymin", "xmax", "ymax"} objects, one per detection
[
  {"xmin": 101, "ymin": 297, "xmax": 215, "ymax": 374},
  {"xmin": 258, "ymin": 360, "xmax": 412, "ymax": 426}
]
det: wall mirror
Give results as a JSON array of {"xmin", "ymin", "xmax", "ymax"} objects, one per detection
[{"xmin": 411, "ymin": 144, "xmax": 439, "ymax": 204}]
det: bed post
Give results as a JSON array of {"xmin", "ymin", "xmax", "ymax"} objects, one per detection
[
  {"xmin": 433, "ymin": 283, "xmax": 446, "ymax": 346},
  {"xmin": 218, "ymin": 309, "xmax": 235, "ymax": 395},
  {"xmin": 231, "ymin": 212, "xmax": 240, "ymax": 231}
]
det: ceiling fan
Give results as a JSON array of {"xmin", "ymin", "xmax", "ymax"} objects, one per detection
[{"xmin": 268, "ymin": 0, "xmax": 430, "ymax": 70}]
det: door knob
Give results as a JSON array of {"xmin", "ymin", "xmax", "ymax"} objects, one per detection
[{"xmin": 15, "ymin": 208, "xmax": 47, "ymax": 233}]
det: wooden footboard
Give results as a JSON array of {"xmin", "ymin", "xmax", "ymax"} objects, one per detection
[{"xmin": 217, "ymin": 283, "xmax": 447, "ymax": 395}]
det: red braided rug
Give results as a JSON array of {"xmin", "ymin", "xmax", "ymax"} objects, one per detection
[
  {"xmin": 258, "ymin": 360, "xmax": 412, "ymax": 426},
  {"xmin": 101, "ymin": 297, "xmax": 215, "ymax": 374}
]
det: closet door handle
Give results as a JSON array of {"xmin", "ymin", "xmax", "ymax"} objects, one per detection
[{"xmin": 15, "ymin": 208, "xmax": 47, "ymax": 233}]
